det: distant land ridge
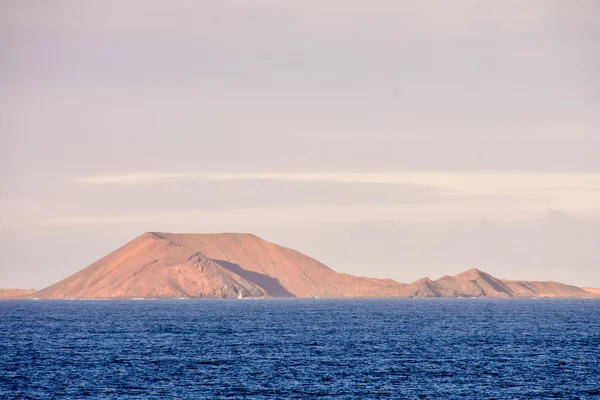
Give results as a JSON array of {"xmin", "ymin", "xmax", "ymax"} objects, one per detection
[
  {"xmin": 3, "ymin": 232, "xmax": 599, "ymax": 299},
  {"xmin": 0, "ymin": 289, "xmax": 36, "ymax": 299}
]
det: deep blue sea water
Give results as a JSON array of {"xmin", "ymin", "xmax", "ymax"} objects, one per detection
[{"xmin": 1, "ymin": 299, "xmax": 599, "ymax": 399}]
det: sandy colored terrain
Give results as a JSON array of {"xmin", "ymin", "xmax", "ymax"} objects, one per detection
[
  {"xmin": 582, "ymin": 287, "xmax": 600, "ymax": 296},
  {"xmin": 373, "ymin": 268, "xmax": 589, "ymax": 299},
  {"xmin": 25, "ymin": 233, "xmax": 598, "ymax": 299},
  {"xmin": 0, "ymin": 289, "xmax": 37, "ymax": 299}
]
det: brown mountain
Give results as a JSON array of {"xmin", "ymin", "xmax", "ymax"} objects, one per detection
[
  {"xmin": 24, "ymin": 232, "xmax": 599, "ymax": 299},
  {"xmin": 30, "ymin": 232, "xmax": 406, "ymax": 299}
]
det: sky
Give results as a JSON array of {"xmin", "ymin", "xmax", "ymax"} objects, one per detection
[{"xmin": 1, "ymin": 0, "xmax": 599, "ymax": 288}]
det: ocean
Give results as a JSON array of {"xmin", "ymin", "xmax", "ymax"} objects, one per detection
[{"xmin": 1, "ymin": 299, "xmax": 599, "ymax": 399}]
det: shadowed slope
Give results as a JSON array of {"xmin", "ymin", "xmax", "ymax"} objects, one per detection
[
  {"xmin": 148, "ymin": 232, "xmax": 406, "ymax": 298},
  {"xmin": 211, "ymin": 259, "xmax": 294, "ymax": 297}
]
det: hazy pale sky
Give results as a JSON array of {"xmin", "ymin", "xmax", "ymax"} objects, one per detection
[{"xmin": 1, "ymin": 0, "xmax": 599, "ymax": 288}]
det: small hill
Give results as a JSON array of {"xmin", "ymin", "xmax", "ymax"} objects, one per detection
[
  {"xmin": 400, "ymin": 277, "xmax": 444, "ymax": 298},
  {"xmin": 445, "ymin": 268, "xmax": 514, "ymax": 297},
  {"xmin": 435, "ymin": 268, "xmax": 587, "ymax": 298},
  {"xmin": 396, "ymin": 268, "xmax": 590, "ymax": 299}
]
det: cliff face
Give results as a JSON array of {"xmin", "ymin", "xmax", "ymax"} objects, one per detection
[{"xmin": 24, "ymin": 233, "xmax": 599, "ymax": 299}]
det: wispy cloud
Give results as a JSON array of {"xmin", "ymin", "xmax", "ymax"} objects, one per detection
[
  {"xmin": 67, "ymin": 171, "xmax": 600, "ymax": 221},
  {"xmin": 76, "ymin": 173, "xmax": 198, "ymax": 185},
  {"xmin": 76, "ymin": 171, "xmax": 600, "ymax": 194}
]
